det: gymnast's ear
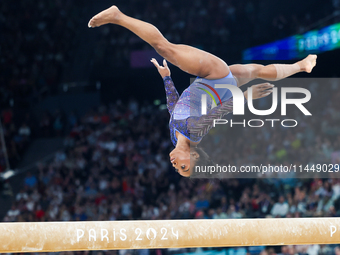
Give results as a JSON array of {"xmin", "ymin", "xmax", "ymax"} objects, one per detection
[{"xmin": 190, "ymin": 151, "xmax": 200, "ymax": 160}]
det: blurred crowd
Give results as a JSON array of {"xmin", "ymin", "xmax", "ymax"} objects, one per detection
[
  {"xmin": 0, "ymin": 107, "xmax": 70, "ymax": 172},
  {"xmin": 0, "ymin": 0, "xmax": 82, "ymax": 103},
  {"xmin": 3, "ymin": 79, "xmax": 340, "ymax": 255},
  {"xmin": 0, "ymin": 0, "xmax": 82, "ymax": 171},
  {"xmin": 0, "ymin": 108, "xmax": 32, "ymax": 172}
]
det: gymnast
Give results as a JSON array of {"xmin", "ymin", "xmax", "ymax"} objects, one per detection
[{"xmin": 88, "ymin": 6, "xmax": 317, "ymax": 177}]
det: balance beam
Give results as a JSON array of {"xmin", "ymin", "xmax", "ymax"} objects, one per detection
[{"xmin": 1, "ymin": 218, "xmax": 340, "ymax": 253}]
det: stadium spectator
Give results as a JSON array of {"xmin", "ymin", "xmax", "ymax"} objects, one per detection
[
  {"xmin": 23, "ymin": 172, "xmax": 37, "ymax": 189},
  {"xmin": 271, "ymin": 195, "xmax": 289, "ymax": 217}
]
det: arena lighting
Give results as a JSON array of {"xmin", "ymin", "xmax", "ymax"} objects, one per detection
[
  {"xmin": 0, "ymin": 218, "xmax": 340, "ymax": 253},
  {"xmin": 0, "ymin": 169, "xmax": 15, "ymax": 180},
  {"xmin": 243, "ymin": 22, "xmax": 340, "ymax": 61}
]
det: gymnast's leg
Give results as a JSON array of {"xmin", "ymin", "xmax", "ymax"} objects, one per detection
[
  {"xmin": 88, "ymin": 6, "xmax": 230, "ymax": 80},
  {"xmin": 229, "ymin": 54, "xmax": 317, "ymax": 87}
]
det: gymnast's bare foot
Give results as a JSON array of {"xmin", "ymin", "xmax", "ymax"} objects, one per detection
[
  {"xmin": 298, "ymin": 54, "xmax": 317, "ymax": 73},
  {"xmin": 88, "ymin": 6, "xmax": 122, "ymax": 28}
]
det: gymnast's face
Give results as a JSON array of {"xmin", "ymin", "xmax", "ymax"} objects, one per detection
[{"xmin": 169, "ymin": 149, "xmax": 199, "ymax": 177}]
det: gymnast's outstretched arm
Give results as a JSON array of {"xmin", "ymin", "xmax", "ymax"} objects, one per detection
[
  {"xmin": 230, "ymin": 54, "xmax": 317, "ymax": 87},
  {"xmin": 151, "ymin": 59, "xmax": 179, "ymax": 114}
]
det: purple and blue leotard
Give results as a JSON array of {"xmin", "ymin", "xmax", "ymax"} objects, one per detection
[{"xmin": 163, "ymin": 71, "xmax": 239, "ymax": 146}]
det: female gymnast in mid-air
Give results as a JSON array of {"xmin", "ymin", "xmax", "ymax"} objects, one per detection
[{"xmin": 88, "ymin": 6, "xmax": 317, "ymax": 177}]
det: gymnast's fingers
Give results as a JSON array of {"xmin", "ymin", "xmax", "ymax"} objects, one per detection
[
  {"xmin": 261, "ymin": 90, "xmax": 273, "ymax": 97},
  {"xmin": 263, "ymin": 92, "xmax": 272, "ymax": 97},
  {"xmin": 260, "ymin": 83, "xmax": 274, "ymax": 89},
  {"xmin": 151, "ymin": 58, "xmax": 160, "ymax": 68},
  {"xmin": 256, "ymin": 83, "xmax": 274, "ymax": 89},
  {"xmin": 260, "ymin": 86, "xmax": 273, "ymax": 93},
  {"xmin": 163, "ymin": 59, "xmax": 168, "ymax": 68},
  {"xmin": 260, "ymin": 87, "xmax": 273, "ymax": 93}
]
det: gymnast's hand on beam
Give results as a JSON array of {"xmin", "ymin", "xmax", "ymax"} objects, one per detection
[
  {"xmin": 244, "ymin": 83, "xmax": 274, "ymax": 101},
  {"xmin": 151, "ymin": 58, "xmax": 171, "ymax": 79}
]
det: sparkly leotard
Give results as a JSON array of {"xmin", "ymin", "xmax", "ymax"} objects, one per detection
[{"xmin": 163, "ymin": 72, "xmax": 239, "ymax": 146}]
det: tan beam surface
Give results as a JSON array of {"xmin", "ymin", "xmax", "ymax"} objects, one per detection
[{"xmin": 1, "ymin": 218, "xmax": 340, "ymax": 253}]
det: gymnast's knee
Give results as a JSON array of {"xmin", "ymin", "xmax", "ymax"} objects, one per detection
[{"xmin": 153, "ymin": 40, "xmax": 173, "ymax": 58}]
